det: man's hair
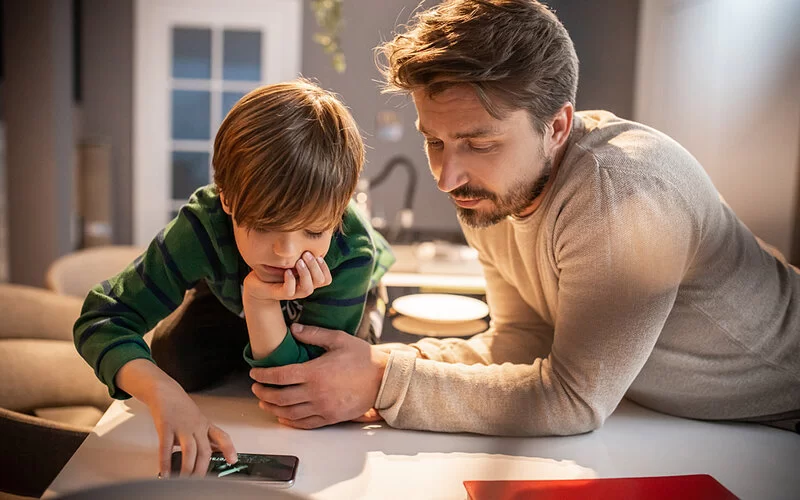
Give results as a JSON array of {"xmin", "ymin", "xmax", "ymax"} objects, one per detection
[
  {"xmin": 377, "ymin": 0, "xmax": 578, "ymax": 134},
  {"xmin": 213, "ymin": 78, "xmax": 364, "ymax": 232}
]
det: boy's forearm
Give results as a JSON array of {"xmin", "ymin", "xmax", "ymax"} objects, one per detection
[
  {"xmin": 114, "ymin": 358, "xmax": 183, "ymax": 406},
  {"xmin": 242, "ymin": 297, "xmax": 288, "ymax": 360}
]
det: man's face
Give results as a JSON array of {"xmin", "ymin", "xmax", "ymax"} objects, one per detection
[{"xmin": 412, "ymin": 85, "xmax": 552, "ymax": 228}]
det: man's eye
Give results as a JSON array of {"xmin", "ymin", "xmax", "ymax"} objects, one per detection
[
  {"xmin": 469, "ymin": 143, "xmax": 495, "ymax": 153},
  {"xmin": 305, "ymin": 231, "xmax": 324, "ymax": 239},
  {"xmin": 425, "ymin": 139, "xmax": 443, "ymax": 149}
]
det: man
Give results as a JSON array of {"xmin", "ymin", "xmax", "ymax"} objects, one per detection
[{"xmin": 249, "ymin": 0, "xmax": 800, "ymax": 435}]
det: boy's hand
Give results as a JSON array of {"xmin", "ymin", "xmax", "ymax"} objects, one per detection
[
  {"xmin": 245, "ymin": 251, "xmax": 332, "ymax": 301},
  {"xmin": 145, "ymin": 379, "xmax": 237, "ymax": 478}
]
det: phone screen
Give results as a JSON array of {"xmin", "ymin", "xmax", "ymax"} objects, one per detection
[{"xmin": 171, "ymin": 451, "xmax": 299, "ymax": 486}]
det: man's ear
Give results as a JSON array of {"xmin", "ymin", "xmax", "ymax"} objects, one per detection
[
  {"xmin": 219, "ymin": 191, "xmax": 233, "ymax": 215},
  {"xmin": 545, "ymin": 102, "xmax": 574, "ymax": 156}
]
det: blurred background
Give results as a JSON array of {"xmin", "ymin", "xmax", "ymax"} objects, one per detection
[{"xmin": 0, "ymin": 0, "xmax": 799, "ymax": 287}]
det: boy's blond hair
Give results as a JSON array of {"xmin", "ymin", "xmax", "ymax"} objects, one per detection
[{"xmin": 213, "ymin": 78, "xmax": 364, "ymax": 232}]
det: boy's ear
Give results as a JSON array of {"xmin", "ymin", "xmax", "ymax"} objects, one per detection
[{"xmin": 219, "ymin": 191, "xmax": 233, "ymax": 215}]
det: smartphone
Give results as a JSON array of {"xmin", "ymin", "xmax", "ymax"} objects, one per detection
[{"xmin": 170, "ymin": 451, "xmax": 299, "ymax": 487}]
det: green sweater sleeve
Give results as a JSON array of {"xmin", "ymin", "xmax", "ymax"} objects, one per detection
[
  {"xmin": 73, "ymin": 187, "xmax": 233, "ymax": 398},
  {"xmin": 242, "ymin": 329, "xmax": 309, "ymax": 367}
]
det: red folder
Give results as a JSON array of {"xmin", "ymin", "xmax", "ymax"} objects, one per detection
[{"xmin": 463, "ymin": 474, "xmax": 738, "ymax": 499}]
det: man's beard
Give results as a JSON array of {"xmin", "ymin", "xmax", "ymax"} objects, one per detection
[{"xmin": 453, "ymin": 157, "xmax": 553, "ymax": 229}]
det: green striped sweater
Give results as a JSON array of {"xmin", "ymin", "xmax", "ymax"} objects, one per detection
[{"xmin": 74, "ymin": 185, "xmax": 395, "ymax": 398}]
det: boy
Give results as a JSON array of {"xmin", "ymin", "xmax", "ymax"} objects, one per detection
[{"xmin": 73, "ymin": 79, "xmax": 395, "ymax": 477}]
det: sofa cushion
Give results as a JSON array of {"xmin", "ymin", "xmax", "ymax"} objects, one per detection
[
  {"xmin": 0, "ymin": 284, "xmax": 83, "ymax": 342},
  {"xmin": 0, "ymin": 339, "xmax": 111, "ymax": 413}
]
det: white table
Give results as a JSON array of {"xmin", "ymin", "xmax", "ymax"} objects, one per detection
[{"xmin": 45, "ymin": 374, "xmax": 800, "ymax": 499}]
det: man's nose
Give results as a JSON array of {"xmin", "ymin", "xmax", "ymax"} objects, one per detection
[{"xmin": 435, "ymin": 150, "xmax": 468, "ymax": 193}]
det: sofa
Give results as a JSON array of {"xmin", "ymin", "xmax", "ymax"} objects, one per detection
[{"xmin": 0, "ymin": 283, "xmax": 112, "ymax": 498}]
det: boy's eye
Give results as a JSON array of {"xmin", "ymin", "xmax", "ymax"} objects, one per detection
[
  {"xmin": 305, "ymin": 230, "xmax": 324, "ymax": 239},
  {"xmin": 425, "ymin": 138, "xmax": 443, "ymax": 150}
]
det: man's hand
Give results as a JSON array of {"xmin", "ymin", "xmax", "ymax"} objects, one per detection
[
  {"xmin": 244, "ymin": 251, "xmax": 332, "ymax": 302},
  {"xmin": 249, "ymin": 323, "xmax": 390, "ymax": 429}
]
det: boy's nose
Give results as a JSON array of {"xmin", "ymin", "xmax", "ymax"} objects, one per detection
[{"xmin": 273, "ymin": 236, "xmax": 297, "ymax": 258}]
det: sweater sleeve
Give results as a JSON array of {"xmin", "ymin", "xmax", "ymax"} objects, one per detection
[
  {"xmin": 411, "ymin": 252, "xmax": 555, "ymax": 365},
  {"xmin": 73, "ymin": 203, "xmax": 223, "ymax": 399},
  {"xmin": 376, "ymin": 163, "xmax": 696, "ymax": 436}
]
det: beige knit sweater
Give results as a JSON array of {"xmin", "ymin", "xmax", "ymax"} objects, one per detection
[{"xmin": 375, "ymin": 111, "xmax": 800, "ymax": 436}]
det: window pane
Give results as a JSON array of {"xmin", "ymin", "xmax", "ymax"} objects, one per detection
[
  {"xmin": 172, "ymin": 151, "xmax": 210, "ymax": 200},
  {"xmin": 172, "ymin": 28, "xmax": 212, "ymax": 79},
  {"xmin": 223, "ymin": 30, "xmax": 262, "ymax": 81},
  {"xmin": 221, "ymin": 91, "xmax": 247, "ymax": 119},
  {"xmin": 172, "ymin": 90, "xmax": 211, "ymax": 140}
]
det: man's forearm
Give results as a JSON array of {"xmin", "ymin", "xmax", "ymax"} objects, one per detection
[
  {"xmin": 376, "ymin": 352, "xmax": 603, "ymax": 436},
  {"xmin": 242, "ymin": 297, "xmax": 287, "ymax": 359}
]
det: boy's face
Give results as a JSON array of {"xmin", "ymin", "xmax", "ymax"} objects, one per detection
[
  {"xmin": 412, "ymin": 84, "xmax": 555, "ymax": 228},
  {"xmin": 221, "ymin": 197, "xmax": 334, "ymax": 283}
]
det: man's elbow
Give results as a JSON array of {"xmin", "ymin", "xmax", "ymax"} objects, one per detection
[
  {"xmin": 570, "ymin": 408, "xmax": 607, "ymax": 434},
  {"xmin": 519, "ymin": 399, "xmax": 611, "ymax": 437},
  {"xmin": 564, "ymin": 398, "xmax": 614, "ymax": 434}
]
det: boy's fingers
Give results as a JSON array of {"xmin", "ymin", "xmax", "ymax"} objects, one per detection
[
  {"xmin": 193, "ymin": 436, "xmax": 212, "ymax": 477},
  {"xmin": 179, "ymin": 436, "xmax": 197, "ymax": 477},
  {"xmin": 318, "ymin": 257, "xmax": 332, "ymax": 285},
  {"xmin": 283, "ymin": 269, "xmax": 296, "ymax": 296},
  {"xmin": 159, "ymin": 430, "xmax": 175, "ymax": 478},
  {"xmin": 304, "ymin": 253, "xmax": 325, "ymax": 286},
  {"xmin": 209, "ymin": 425, "xmax": 238, "ymax": 465},
  {"xmin": 294, "ymin": 258, "xmax": 313, "ymax": 295}
]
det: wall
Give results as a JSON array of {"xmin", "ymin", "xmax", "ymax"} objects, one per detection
[
  {"xmin": 635, "ymin": 0, "xmax": 800, "ymax": 257},
  {"xmin": 301, "ymin": 0, "xmax": 456, "ymax": 233},
  {"xmin": 81, "ymin": 0, "xmax": 134, "ymax": 244},
  {"xmin": 302, "ymin": 0, "xmax": 642, "ymax": 234},
  {"xmin": 2, "ymin": 0, "xmax": 76, "ymax": 286},
  {"xmin": 548, "ymin": 0, "xmax": 640, "ymax": 119}
]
